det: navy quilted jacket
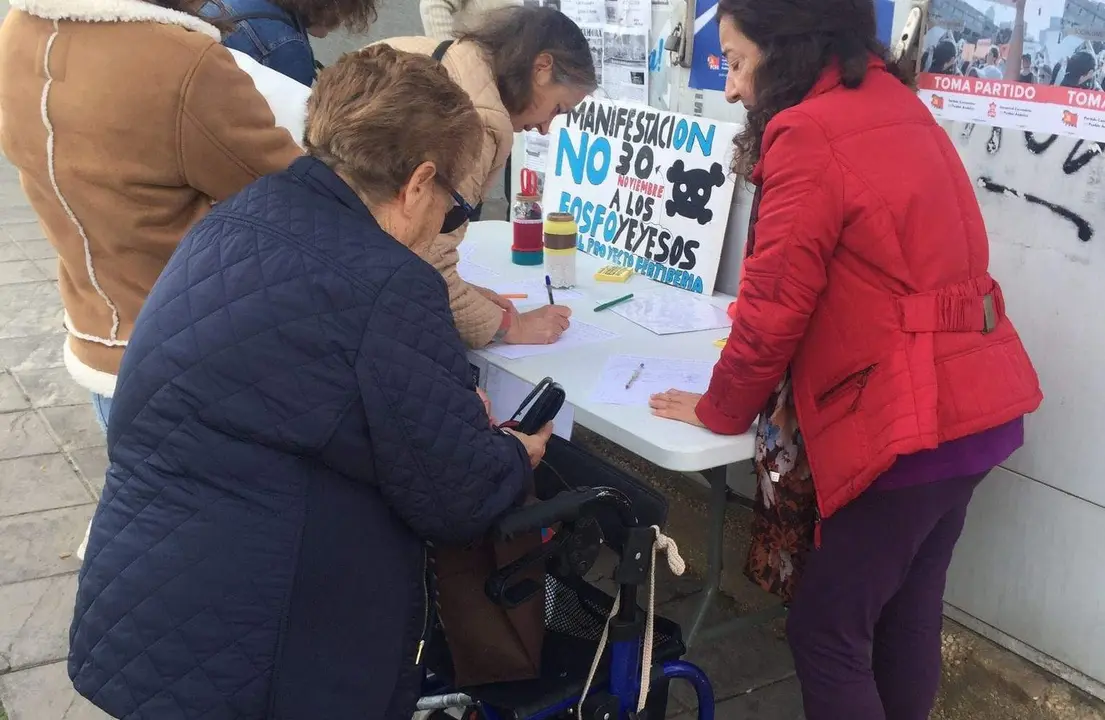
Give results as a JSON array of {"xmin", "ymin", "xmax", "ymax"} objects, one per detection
[{"xmin": 68, "ymin": 157, "xmax": 532, "ymax": 719}]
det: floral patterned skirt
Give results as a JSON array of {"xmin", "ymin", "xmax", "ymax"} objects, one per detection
[{"xmin": 743, "ymin": 373, "xmax": 818, "ymax": 604}]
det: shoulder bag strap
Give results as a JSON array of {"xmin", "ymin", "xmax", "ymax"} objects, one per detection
[{"xmin": 431, "ymin": 40, "xmax": 455, "ymax": 62}]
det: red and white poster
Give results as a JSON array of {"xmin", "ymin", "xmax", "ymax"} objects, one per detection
[{"xmin": 919, "ymin": 0, "xmax": 1105, "ymax": 139}]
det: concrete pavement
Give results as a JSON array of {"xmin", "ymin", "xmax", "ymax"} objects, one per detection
[{"xmin": 0, "ymin": 158, "xmax": 110, "ymax": 719}]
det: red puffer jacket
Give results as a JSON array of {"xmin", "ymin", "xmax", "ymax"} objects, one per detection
[{"xmin": 696, "ymin": 58, "xmax": 1042, "ymax": 519}]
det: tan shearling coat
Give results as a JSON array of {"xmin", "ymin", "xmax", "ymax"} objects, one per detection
[
  {"xmin": 0, "ymin": 0, "xmax": 304, "ymax": 397},
  {"xmin": 377, "ymin": 36, "xmax": 514, "ymax": 348}
]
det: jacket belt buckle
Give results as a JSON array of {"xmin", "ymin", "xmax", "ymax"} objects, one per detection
[{"xmin": 982, "ymin": 294, "xmax": 997, "ymax": 334}]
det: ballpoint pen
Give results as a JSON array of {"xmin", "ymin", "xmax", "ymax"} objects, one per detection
[
  {"xmin": 625, "ymin": 362, "xmax": 645, "ymax": 390},
  {"xmin": 594, "ymin": 293, "xmax": 634, "ymax": 312},
  {"xmin": 545, "ymin": 275, "xmax": 555, "ymax": 305}
]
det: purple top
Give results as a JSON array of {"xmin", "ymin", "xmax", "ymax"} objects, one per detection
[{"xmin": 872, "ymin": 417, "xmax": 1025, "ymax": 490}]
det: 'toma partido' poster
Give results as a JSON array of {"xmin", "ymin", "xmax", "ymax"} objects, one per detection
[
  {"xmin": 542, "ymin": 98, "xmax": 739, "ymax": 296},
  {"xmin": 919, "ymin": 0, "xmax": 1105, "ymax": 139}
]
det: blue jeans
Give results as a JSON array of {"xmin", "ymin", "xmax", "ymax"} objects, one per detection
[{"xmin": 91, "ymin": 393, "xmax": 112, "ymax": 434}]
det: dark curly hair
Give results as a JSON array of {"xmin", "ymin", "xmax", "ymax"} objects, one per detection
[{"xmin": 717, "ymin": 0, "xmax": 913, "ymax": 180}]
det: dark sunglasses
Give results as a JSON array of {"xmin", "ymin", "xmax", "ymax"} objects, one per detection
[{"xmin": 440, "ymin": 182, "xmax": 478, "ymax": 234}]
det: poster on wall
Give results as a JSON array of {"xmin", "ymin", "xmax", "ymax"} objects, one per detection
[
  {"xmin": 688, "ymin": 0, "xmax": 726, "ymax": 91},
  {"xmin": 689, "ymin": 0, "xmax": 896, "ymax": 92},
  {"xmin": 919, "ymin": 0, "xmax": 1105, "ymax": 140},
  {"xmin": 560, "ymin": 0, "xmax": 650, "ymax": 102},
  {"xmin": 542, "ymin": 98, "xmax": 739, "ymax": 295}
]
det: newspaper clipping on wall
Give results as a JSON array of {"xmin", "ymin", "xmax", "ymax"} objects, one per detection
[{"xmin": 559, "ymin": 0, "xmax": 650, "ymax": 103}]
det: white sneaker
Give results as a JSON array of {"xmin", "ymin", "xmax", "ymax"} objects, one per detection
[{"xmin": 76, "ymin": 519, "xmax": 91, "ymax": 561}]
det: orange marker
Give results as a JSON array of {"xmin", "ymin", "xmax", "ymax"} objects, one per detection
[{"xmin": 502, "ymin": 293, "xmax": 528, "ymax": 299}]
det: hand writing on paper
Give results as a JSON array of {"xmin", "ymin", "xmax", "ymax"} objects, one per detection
[
  {"xmin": 504, "ymin": 305, "xmax": 573, "ymax": 345},
  {"xmin": 649, "ymin": 390, "xmax": 706, "ymax": 427},
  {"xmin": 476, "ymin": 387, "xmax": 497, "ymax": 427}
]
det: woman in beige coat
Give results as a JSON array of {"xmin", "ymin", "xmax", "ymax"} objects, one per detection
[{"xmin": 381, "ymin": 6, "xmax": 596, "ymax": 349}]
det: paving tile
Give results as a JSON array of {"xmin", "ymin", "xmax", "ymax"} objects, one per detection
[
  {"xmin": 0, "ymin": 207, "xmax": 42, "ymax": 224},
  {"xmin": 0, "ymin": 372, "xmax": 29, "ymax": 413},
  {"xmin": 0, "ymin": 333, "xmax": 66, "ymax": 372},
  {"xmin": 0, "ymin": 410, "xmax": 58, "ymax": 460},
  {"xmin": 0, "ymin": 242, "xmax": 27, "ymax": 262},
  {"xmin": 0, "ymin": 574, "xmax": 78, "ymax": 672},
  {"xmin": 0, "ymin": 282, "xmax": 64, "ymax": 338},
  {"xmin": 670, "ymin": 678, "xmax": 805, "ymax": 720},
  {"xmin": 0, "ymin": 505, "xmax": 92, "ymax": 584},
  {"xmin": 0, "ymin": 192, "xmax": 31, "ymax": 211},
  {"xmin": 13, "ymin": 367, "xmax": 88, "ymax": 408},
  {"xmin": 35, "ymin": 258, "xmax": 60, "ymax": 281},
  {"xmin": 40, "ymin": 405, "xmax": 104, "ymax": 452},
  {"xmin": 0, "ymin": 454, "xmax": 93, "ymax": 517},
  {"xmin": 0, "ymin": 221, "xmax": 46, "ymax": 242},
  {"xmin": 0, "ymin": 260, "xmax": 46, "ymax": 286},
  {"xmin": 69, "ymin": 447, "xmax": 108, "ymax": 497},
  {"xmin": 660, "ymin": 594, "xmax": 795, "ymax": 709},
  {"xmin": 16, "ymin": 239, "xmax": 55, "ymax": 260},
  {"xmin": 0, "ymin": 661, "xmax": 111, "ymax": 720}
]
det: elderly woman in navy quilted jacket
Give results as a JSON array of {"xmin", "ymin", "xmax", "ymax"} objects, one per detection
[{"xmin": 67, "ymin": 45, "xmax": 552, "ymax": 720}]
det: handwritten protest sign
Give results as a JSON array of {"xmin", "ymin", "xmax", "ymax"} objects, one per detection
[{"xmin": 542, "ymin": 98, "xmax": 739, "ymax": 295}]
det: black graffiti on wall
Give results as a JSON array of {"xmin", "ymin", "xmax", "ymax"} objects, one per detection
[
  {"xmin": 976, "ymin": 176, "xmax": 1094, "ymax": 242},
  {"xmin": 970, "ymin": 129, "xmax": 1100, "ymax": 242},
  {"xmin": 1022, "ymin": 133, "xmax": 1104, "ymax": 175}
]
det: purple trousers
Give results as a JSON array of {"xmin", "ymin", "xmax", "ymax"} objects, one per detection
[{"xmin": 786, "ymin": 472, "xmax": 986, "ymax": 720}]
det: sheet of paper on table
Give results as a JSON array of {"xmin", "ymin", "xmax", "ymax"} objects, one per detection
[
  {"xmin": 487, "ymin": 320, "xmax": 617, "ymax": 360},
  {"xmin": 486, "ymin": 365, "xmax": 574, "ymax": 440},
  {"xmin": 610, "ymin": 294, "xmax": 732, "ymax": 336},
  {"xmin": 590, "ymin": 354, "xmax": 714, "ymax": 406},
  {"xmin": 487, "ymin": 279, "xmax": 585, "ymax": 303},
  {"xmin": 457, "ymin": 259, "xmax": 501, "ymax": 288}
]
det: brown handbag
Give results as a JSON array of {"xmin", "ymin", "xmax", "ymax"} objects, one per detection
[{"xmin": 432, "ymin": 529, "xmax": 546, "ymax": 688}]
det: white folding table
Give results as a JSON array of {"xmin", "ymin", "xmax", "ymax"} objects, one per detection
[{"xmin": 464, "ymin": 221, "xmax": 773, "ymax": 646}]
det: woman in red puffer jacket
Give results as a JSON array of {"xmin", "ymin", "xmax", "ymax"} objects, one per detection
[{"xmin": 649, "ymin": 0, "xmax": 1042, "ymax": 718}]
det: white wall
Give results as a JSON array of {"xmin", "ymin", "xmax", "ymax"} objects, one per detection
[
  {"xmin": 936, "ymin": 118, "xmax": 1105, "ymax": 694},
  {"xmin": 899, "ymin": 1, "xmax": 1105, "ymax": 693}
]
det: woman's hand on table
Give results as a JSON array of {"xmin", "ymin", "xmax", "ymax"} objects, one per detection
[
  {"xmin": 503, "ymin": 422, "xmax": 554, "ymax": 468},
  {"xmin": 649, "ymin": 390, "xmax": 706, "ymax": 427},
  {"xmin": 504, "ymin": 305, "xmax": 573, "ymax": 345}
]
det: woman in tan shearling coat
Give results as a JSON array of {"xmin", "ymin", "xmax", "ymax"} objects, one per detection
[
  {"xmin": 0, "ymin": 0, "xmax": 310, "ymax": 416},
  {"xmin": 380, "ymin": 6, "xmax": 596, "ymax": 349}
]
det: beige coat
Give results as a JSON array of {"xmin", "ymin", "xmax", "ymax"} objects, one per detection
[
  {"xmin": 0, "ymin": 0, "xmax": 304, "ymax": 396},
  {"xmin": 380, "ymin": 36, "xmax": 515, "ymax": 348}
]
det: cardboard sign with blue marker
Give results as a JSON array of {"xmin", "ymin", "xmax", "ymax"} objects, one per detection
[{"xmin": 541, "ymin": 97, "xmax": 739, "ymax": 296}]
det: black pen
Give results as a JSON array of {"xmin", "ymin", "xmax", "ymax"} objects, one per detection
[{"xmin": 545, "ymin": 275, "xmax": 555, "ymax": 305}]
